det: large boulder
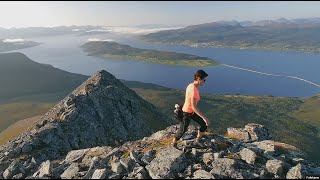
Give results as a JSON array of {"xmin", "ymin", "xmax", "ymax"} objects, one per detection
[
  {"xmin": 146, "ymin": 146, "xmax": 188, "ymax": 179},
  {"xmin": 227, "ymin": 128, "xmax": 251, "ymax": 142},
  {"xmin": 244, "ymin": 123, "xmax": 271, "ymax": 141},
  {"xmin": 210, "ymin": 158, "xmax": 244, "ymax": 179},
  {"xmin": 239, "ymin": 148, "xmax": 257, "ymax": 164},
  {"xmin": 227, "ymin": 123, "xmax": 271, "ymax": 142}
]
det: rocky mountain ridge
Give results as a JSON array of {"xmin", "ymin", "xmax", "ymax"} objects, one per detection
[
  {"xmin": 0, "ymin": 70, "xmax": 171, "ymax": 178},
  {"xmin": 0, "ymin": 70, "xmax": 319, "ymax": 179},
  {"xmin": 1, "ymin": 123, "xmax": 320, "ymax": 179}
]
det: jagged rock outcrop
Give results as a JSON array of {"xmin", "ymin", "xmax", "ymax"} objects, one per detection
[
  {"xmin": 0, "ymin": 70, "xmax": 171, "ymax": 178},
  {"xmin": 1, "ymin": 121, "xmax": 320, "ymax": 179},
  {"xmin": 1, "ymin": 123, "xmax": 318, "ymax": 179},
  {"xmin": 227, "ymin": 123, "xmax": 272, "ymax": 142}
]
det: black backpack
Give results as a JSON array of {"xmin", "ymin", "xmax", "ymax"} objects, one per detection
[{"xmin": 174, "ymin": 103, "xmax": 183, "ymax": 122}]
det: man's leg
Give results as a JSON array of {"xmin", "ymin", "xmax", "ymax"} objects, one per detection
[
  {"xmin": 172, "ymin": 113, "xmax": 191, "ymax": 144},
  {"xmin": 190, "ymin": 113, "xmax": 208, "ymax": 140}
]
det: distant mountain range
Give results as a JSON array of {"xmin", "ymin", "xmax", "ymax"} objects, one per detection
[
  {"xmin": 141, "ymin": 17, "xmax": 320, "ymax": 53},
  {"xmin": 216, "ymin": 17, "xmax": 320, "ymax": 27},
  {"xmin": 0, "ymin": 25, "xmax": 105, "ymax": 39},
  {"xmin": 131, "ymin": 24, "xmax": 186, "ymax": 29}
]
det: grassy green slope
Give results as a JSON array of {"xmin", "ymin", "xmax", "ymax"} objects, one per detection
[
  {"xmin": 0, "ymin": 52, "xmax": 88, "ymax": 102},
  {"xmin": 0, "ymin": 52, "xmax": 88, "ymax": 133},
  {"xmin": 127, "ymin": 83, "xmax": 320, "ymax": 164},
  {"xmin": 293, "ymin": 94, "xmax": 320, "ymax": 127},
  {"xmin": 0, "ymin": 115, "xmax": 42, "ymax": 145}
]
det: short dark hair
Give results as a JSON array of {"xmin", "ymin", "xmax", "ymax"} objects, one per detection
[{"xmin": 194, "ymin": 69, "xmax": 208, "ymax": 80}]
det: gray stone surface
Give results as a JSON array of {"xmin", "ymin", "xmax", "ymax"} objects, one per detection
[
  {"xmin": 239, "ymin": 148, "xmax": 257, "ymax": 164},
  {"xmin": 111, "ymin": 161, "xmax": 124, "ymax": 174},
  {"xmin": 251, "ymin": 140, "xmax": 275, "ymax": 153},
  {"xmin": 33, "ymin": 160, "xmax": 51, "ymax": 178},
  {"xmin": 210, "ymin": 158, "xmax": 244, "ymax": 179},
  {"xmin": 91, "ymin": 169, "xmax": 107, "ymax": 179},
  {"xmin": 65, "ymin": 149, "xmax": 90, "ymax": 163},
  {"xmin": 266, "ymin": 159, "xmax": 284, "ymax": 175},
  {"xmin": 202, "ymin": 153, "xmax": 215, "ymax": 165},
  {"xmin": 244, "ymin": 123, "xmax": 271, "ymax": 141},
  {"xmin": 146, "ymin": 147, "xmax": 188, "ymax": 179},
  {"xmin": 227, "ymin": 128, "xmax": 251, "ymax": 142},
  {"xmin": 2, "ymin": 160, "xmax": 21, "ymax": 179},
  {"xmin": 60, "ymin": 163, "xmax": 79, "ymax": 179},
  {"xmin": 286, "ymin": 163, "xmax": 305, "ymax": 179},
  {"xmin": 192, "ymin": 170, "xmax": 215, "ymax": 179},
  {"xmin": 83, "ymin": 157, "xmax": 99, "ymax": 179},
  {"xmin": 1, "ymin": 121, "xmax": 319, "ymax": 179}
]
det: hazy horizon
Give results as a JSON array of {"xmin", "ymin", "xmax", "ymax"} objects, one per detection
[{"xmin": 1, "ymin": 1, "xmax": 320, "ymax": 28}]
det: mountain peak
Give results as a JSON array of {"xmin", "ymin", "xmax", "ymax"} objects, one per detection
[
  {"xmin": 70, "ymin": 69, "xmax": 121, "ymax": 96},
  {"xmin": 0, "ymin": 70, "xmax": 171, "ymax": 167}
]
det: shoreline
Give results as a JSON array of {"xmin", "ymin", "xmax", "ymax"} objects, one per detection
[
  {"xmin": 0, "ymin": 41, "xmax": 42, "ymax": 53},
  {"xmin": 186, "ymin": 44, "xmax": 320, "ymax": 54},
  {"xmin": 140, "ymin": 39, "xmax": 320, "ymax": 54},
  {"xmin": 92, "ymin": 54, "xmax": 220, "ymax": 67}
]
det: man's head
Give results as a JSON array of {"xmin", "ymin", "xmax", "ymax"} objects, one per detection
[{"xmin": 194, "ymin": 69, "xmax": 208, "ymax": 86}]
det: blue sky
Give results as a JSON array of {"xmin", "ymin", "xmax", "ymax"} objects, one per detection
[{"xmin": 0, "ymin": 1, "xmax": 320, "ymax": 28}]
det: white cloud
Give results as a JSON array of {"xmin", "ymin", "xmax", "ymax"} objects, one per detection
[
  {"xmin": 87, "ymin": 38, "xmax": 114, "ymax": 42},
  {"xmin": 85, "ymin": 29, "xmax": 108, "ymax": 32},
  {"xmin": 104, "ymin": 26, "xmax": 184, "ymax": 35},
  {"xmin": 3, "ymin": 39, "xmax": 25, "ymax": 43}
]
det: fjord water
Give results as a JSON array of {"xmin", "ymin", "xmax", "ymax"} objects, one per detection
[{"xmin": 14, "ymin": 33, "xmax": 320, "ymax": 97}]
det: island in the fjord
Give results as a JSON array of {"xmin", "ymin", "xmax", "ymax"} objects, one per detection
[
  {"xmin": 0, "ymin": 40, "xmax": 41, "ymax": 52},
  {"xmin": 81, "ymin": 41, "xmax": 219, "ymax": 66}
]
